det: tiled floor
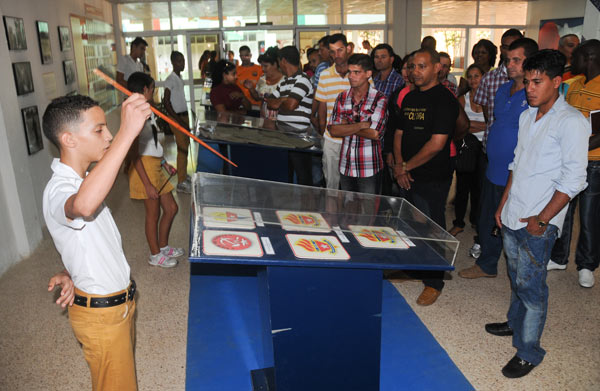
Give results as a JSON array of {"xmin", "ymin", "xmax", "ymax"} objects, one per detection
[{"xmin": 0, "ymin": 129, "xmax": 599, "ymax": 390}]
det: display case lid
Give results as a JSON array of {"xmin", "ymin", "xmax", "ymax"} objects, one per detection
[
  {"xmin": 195, "ymin": 110, "xmax": 322, "ymax": 151},
  {"xmin": 190, "ymin": 173, "xmax": 459, "ymax": 270}
]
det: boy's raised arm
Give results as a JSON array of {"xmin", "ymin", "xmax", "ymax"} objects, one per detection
[{"xmin": 67, "ymin": 94, "xmax": 151, "ymax": 218}]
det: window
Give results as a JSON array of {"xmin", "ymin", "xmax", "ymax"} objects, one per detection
[
  {"xmin": 344, "ymin": 0, "xmax": 385, "ymax": 25},
  {"xmin": 260, "ymin": 0, "xmax": 294, "ymax": 25},
  {"xmin": 224, "ymin": 30, "xmax": 294, "ymax": 58},
  {"xmin": 344, "ymin": 30, "xmax": 384, "ymax": 54},
  {"xmin": 222, "ymin": 0, "xmax": 258, "ymax": 27},
  {"xmin": 422, "ymin": 0, "xmax": 528, "ymax": 76},
  {"xmin": 297, "ymin": 0, "xmax": 342, "ymax": 25},
  {"xmin": 171, "ymin": 1, "xmax": 219, "ymax": 29},
  {"xmin": 119, "ymin": 2, "xmax": 171, "ymax": 32}
]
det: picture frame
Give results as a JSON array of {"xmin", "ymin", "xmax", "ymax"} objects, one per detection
[
  {"xmin": 12, "ymin": 62, "xmax": 34, "ymax": 95},
  {"xmin": 58, "ymin": 25, "xmax": 71, "ymax": 51},
  {"xmin": 36, "ymin": 20, "xmax": 52, "ymax": 64},
  {"xmin": 63, "ymin": 60, "xmax": 76, "ymax": 85},
  {"xmin": 21, "ymin": 106, "xmax": 44, "ymax": 155},
  {"xmin": 3, "ymin": 15, "xmax": 27, "ymax": 50}
]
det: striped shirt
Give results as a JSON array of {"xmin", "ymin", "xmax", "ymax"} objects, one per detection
[
  {"xmin": 272, "ymin": 70, "xmax": 313, "ymax": 131},
  {"xmin": 330, "ymin": 85, "xmax": 388, "ymax": 177},
  {"xmin": 473, "ymin": 64, "xmax": 509, "ymax": 149},
  {"xmin": 315, "ymin": 64, "xmax": 352, "ymax": 143},
  {"xmin": 312, "ymin": 61, "xmax": 330, "ymax": 90}
]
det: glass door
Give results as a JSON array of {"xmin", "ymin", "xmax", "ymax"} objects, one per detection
[
  {"xmin": 181, "ymin": 32, "xmax": 223, "ymax": 115},
  {"xmin": 297, "ymin": 29, "xmax": 328, "ymax": 64}
]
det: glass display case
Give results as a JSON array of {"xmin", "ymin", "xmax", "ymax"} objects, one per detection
[
  {"xmin": 195, "ymin": 110, "xmax": 322, "ymax": 151},
  {"xmin": 190, "ymin": 173, "xmax": 459, "ymax": 269}
]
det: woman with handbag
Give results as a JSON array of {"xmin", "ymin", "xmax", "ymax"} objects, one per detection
[{"xmin": 449, "ymin": 64, "xmax": 487, "ymax": 236}]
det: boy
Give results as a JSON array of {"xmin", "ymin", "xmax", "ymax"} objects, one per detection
[
  {"xmin": 163, "ymin": 51, "xmax": 191, "ymax": 193},
  {"xmin": 42, "ymin": 93, "xmax": 151, "ymax": 390}
]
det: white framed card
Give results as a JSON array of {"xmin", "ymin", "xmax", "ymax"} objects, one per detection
[
  {"xmin": 203, "ymin": 230, "xmax": 263, "ymax": 257},
  {"xmin": 349, "ymin": 225, "xmax": 409, "ymax": 249},
  {"xmin": 276, "ymin": 210, "xmax": 331, "ymax": 232},
  {"xmin": 203, "ymin": 207, "xmax": 255, "ymax": 229}
]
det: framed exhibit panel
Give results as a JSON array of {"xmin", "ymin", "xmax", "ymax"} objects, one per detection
[
  {"xmin": 21, "ymin": 106, "xmax": 43, "ymax": 155},
  {"xmin": 3, "ymin": 15, "xmax": 27, "ymax": 50},
  {"xmin": 36, "ymin": 20, "xmax": 52, "ymax": 64}
]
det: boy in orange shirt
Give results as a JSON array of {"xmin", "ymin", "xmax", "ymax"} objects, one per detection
[{"xmin": 236, "ymin": 45, "xmax": 263, "ymax": 107}]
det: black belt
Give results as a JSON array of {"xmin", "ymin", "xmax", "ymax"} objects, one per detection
[
  {"xmin": 74, "ymin": 280, "xmax": 136, "ymax": 308},
  {"xmin": 176, "ymin": 111, "xmax": 188, "ymax": 115}
]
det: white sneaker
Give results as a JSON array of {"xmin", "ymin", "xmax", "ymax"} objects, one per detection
[
  {"xmin": 578, "ymin": 269, "xmax": 595, "ymax": 288},
  {"xmin": 148, "ymin": 253, "xmax": 178, "ymax": 268},
  {"xmin": 176, "ymin": 180, "xmax": 192, "ymax": 194},
  {"xmin": 547, "ymin": 259, "xmax": 567, "ymax": 271},
  {"xmin": 469, "ymin": 243, "xmax": 482, "ymax": 259},
  {"xmin": 161, "ymin": 245, "xmax": 185, "ymax": 258}
]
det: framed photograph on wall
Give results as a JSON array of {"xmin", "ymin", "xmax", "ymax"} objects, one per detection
[
  {"xmin": 21, "ymin": 106, "xmax": 44, "ymax": 155},
  {"xmin": 58, "ymin": 25, "xmax": 71, "ymax": 51},
  {"xmin": 3, "ymin": 15, "xmax": 27, "ymax": 50},
  {"xmin": 63, "ymin": 60, "xmax": 76, "ymax": 85},
  {"xmin": 36, "ymin": 20, "xmax": 52, "ymax": 64},
  {"xmin": 12, "ymin": 62, "xmax": 34, "ymax": 95}
]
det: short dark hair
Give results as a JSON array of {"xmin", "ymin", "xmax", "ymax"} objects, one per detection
[
  {"xmin": 239, "ymin": 45, "xmax": 251, "ymax": 54},
  {"xmin": 131, "ymin": 37, "xmax": 148, "ymax": 47},
  {"xmin": 523, "ymin": 49, "xmax": 566, "ymax": 79},
  {"xmin": 559, "ymin": 34, "xmax": 579, "ymax": 48},
  {"xmin": 371, "ymin": 43, "xmax": 394, "ymax": 58},
  {"xmin": 307, "ymin": 48, "xmax": 318, "ymax": 58},
  {"xmin": 502, "ymin": 29, "xmax": 524, "ymax": 40},
  {"xmin": 127, "ymin": 72, "xmax": 154, "ymax": 94},
  {"xmin": 466, "ymin": 63, "xmax": 485, "ymax": 76},
  {"xmin": 415, "ymin": 47, "xmax": 440, "ymax": 64},
  {"xmin": 318, "ymin": 35, "xmax": 330, "ymax": 47},
  {"xmin": 347, "ymin": 53, "xmax": 373, "ymax": 72},
  {"xmin": 258, "ymin": 46, "xmax": 279, "ymax": 65},
  {"xmin": 42, "ymin": 95, "xmax": 100, "ymax": 149},
  {"xmin": 421, "ymin": 36, "xmax": 436, "ymax": 50},
  {"xmin": 279, "ymin": 46, "xmax": 301, "ymax": 66},
  {"xmin": 170, "ymin": 50, "xmax": 184, "ymax": 63},
  {"xmin": 472, "ymin": 39, "xmax": 498, "ymax": 67},
  {"xmin": 329, "ymin": 33, "xmax": 348, "ymax": 47},
  {"xmin": 212, "ymin": 60, "xmax": 236, "ymax": 86},
  {"xmin": 438, "ymin": 51, "xmax": 451, "ymax": 60},
  {"xmin": 508, "ymin": 38, "xmax": 539, "ymax": 59}
]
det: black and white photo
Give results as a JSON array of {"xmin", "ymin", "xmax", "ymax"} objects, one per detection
[
  {"xmin": 21, "ymin": 106, "xmax": 43, "ymax": 155},
  {"xmin": 63, "ymin": 60, "xmax": 76, "ymax": 85},
  {"xmin": 58, "ymin": 25, "xmax": 71, "ymax": 51},
  {"xmin": 12, "ymin": 62, "xmax": 34, "ymax": 95},
  {"xmin": 3, "ymin": 15, "xmax": 27, "ymax": 50},
  {"xmin": 36, "ymin": 20, "xmax": 52, "ymax": 64}
]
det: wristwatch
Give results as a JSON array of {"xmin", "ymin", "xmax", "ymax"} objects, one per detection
[{"xmin": 537, "ymin": 219, "xmax": 548, "ymax": 228}]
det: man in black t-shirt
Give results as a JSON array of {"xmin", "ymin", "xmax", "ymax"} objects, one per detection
[{"xmin": 392, "ymin": 47, "xmax": 459, "ymax": 306}]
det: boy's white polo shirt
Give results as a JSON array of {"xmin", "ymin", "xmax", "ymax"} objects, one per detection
[{"xmin": 43, "ymin": 159, "xmax": 130, "ymax": 295}]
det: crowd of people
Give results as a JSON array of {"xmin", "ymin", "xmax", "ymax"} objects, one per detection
[{"xmin": 41, "ymin": 27, "xmax": 599, "ymax": 389}]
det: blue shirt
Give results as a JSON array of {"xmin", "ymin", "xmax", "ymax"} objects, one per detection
[
  {"xmin": 373, "ymin": 68, "xmax": 405, "ymax": 98},
  {"xmin": 501, "ymin": 95, "xmax": 590, "ymax": 234},
  {"xmin": 312, "ymin": 61, "xmax": 330, "ymax": 90},
  {"xmin": 485, "ymin": 81, "xmax": 528, "ymax": 186}
]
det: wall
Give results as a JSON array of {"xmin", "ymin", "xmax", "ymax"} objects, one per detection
[
  {"xmin": 526, "ymin": 0, "xmax": 587, "ymax": 40},
  {"xmin": 0, "ymin": 0, "xmax": 112, "ymax": 276}
]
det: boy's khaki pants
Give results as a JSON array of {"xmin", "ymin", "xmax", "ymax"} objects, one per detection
[{"xmin": 69, "ymin": 287, "xmax": 137, "ymax": 391}]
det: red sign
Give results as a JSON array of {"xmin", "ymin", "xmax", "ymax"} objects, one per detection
[{"xmin": 212, "ymin": 234, "xmax": 252, "ymax": 250}]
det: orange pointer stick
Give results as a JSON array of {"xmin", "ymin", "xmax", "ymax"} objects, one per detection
[{"xmin": 93, "ymin": 68, "xmax": 237, "ymax": 168}]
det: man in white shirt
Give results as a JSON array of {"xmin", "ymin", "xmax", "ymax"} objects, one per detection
[
  {"xmin": 486, "ymin": 50, "xmax": 589, "ymax": 379},
  {"xmin": 163, "ymin": 51, "xmax": 191, "ymax": 193},
  {"xmin": 117, "ymin": 37, "xmax": 148, "ymax": 87}
]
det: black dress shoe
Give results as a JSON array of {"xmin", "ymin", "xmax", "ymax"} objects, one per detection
[
  {"xmin": 485, "ymin": 322, "xmax": 514, "ymax": 336},
  {"xmin": 502, "ymin": 355, "xmax": 536, "ymax": 378}
]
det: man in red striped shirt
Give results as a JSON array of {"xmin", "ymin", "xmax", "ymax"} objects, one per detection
[{"xmin": 329, "ymin": 54, "xmax": 388, "ymax": 194}]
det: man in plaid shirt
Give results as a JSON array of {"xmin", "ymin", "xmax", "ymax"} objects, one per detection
[{"xmin": 329, "ymin": 54, "xmax": 388, "ymax": 194}]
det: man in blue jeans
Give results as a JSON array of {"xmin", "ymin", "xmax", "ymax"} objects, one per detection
[
  {"xmin": 459, "ymin": 38, "xmax": 538, "ymax": 279},
  {"xmin": 486, "ymin": 50, "xmax": 589, "ymax": 378}
]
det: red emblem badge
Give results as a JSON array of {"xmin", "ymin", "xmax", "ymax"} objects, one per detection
[
  {"xmin": 295, "ymin": 238, "xmax": 337, "ymax": 254},
  {"xmin": 213, "ymin": 234, "xmax": 252, "ymax": 250}
]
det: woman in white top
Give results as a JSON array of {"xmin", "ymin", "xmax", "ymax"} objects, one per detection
[
  {"xmin": 126, "ymin": 72, "xmax": 182, "ymax": 268},
  {"xmin": 244, "ymin": 48, "xmax": 284, "ymax": 120},
  {"xmin": 450, "ymin": 64, "xmax": 487, "ymax": 237}
]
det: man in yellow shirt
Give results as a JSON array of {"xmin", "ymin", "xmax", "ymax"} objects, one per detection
[{"xmin": 548, "ymin": 39, "xmax": 600, "ymax": 288}]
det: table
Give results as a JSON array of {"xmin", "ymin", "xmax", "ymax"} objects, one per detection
[{"xmin": 189, "ymin": 173, "xmax": 458, "ymax": 390}]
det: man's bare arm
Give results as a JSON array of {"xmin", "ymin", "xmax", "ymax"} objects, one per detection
[
  {"xmin": 65, "ymin": 95, "xmax": 151, "ymax": 218},
  {"xmin": 329, "ymin": 122, "xmax": 371, "ymax": 137}
]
